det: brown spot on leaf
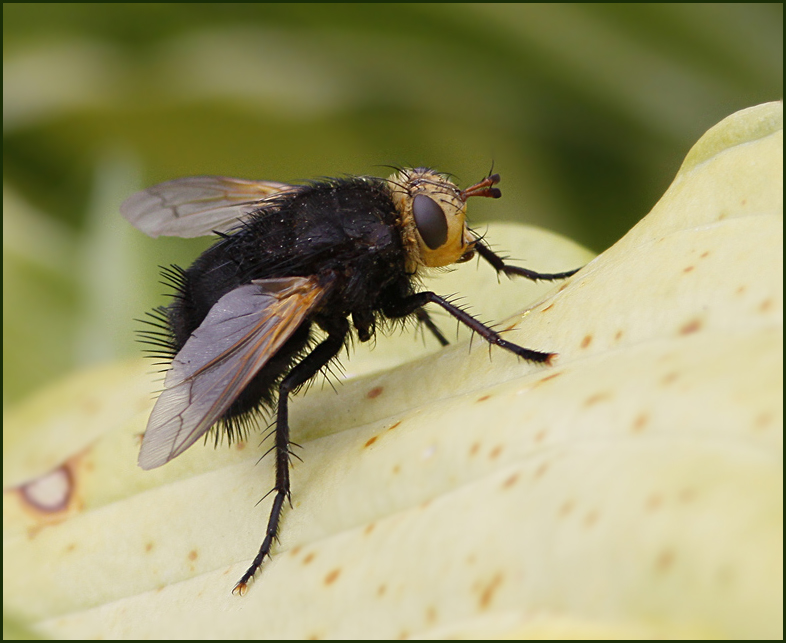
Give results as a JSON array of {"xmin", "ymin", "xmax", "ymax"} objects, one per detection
[
  {"xmin": 632, "ymin": 412, "xmax": 649, "ymax": 433},
  {"xmin": 478, "ymin": 572, "xmax": 504, "ymax": 610},
  {"xmin": 645, "ymin": 494, "xmax": 663, "ymax": 511},
  {"xmin": 377, "ymin": 584, "xmax": 387, "ymax": 597},
  {"xmin": 364, "ymin": 436, "xmax": 378, "ymax": 448},
  {"xmin": 683, "ymin": 265, "xmax": 695, "ymax": 273},
  {"xmin": 426, "ymin": 606, "xmax": 437, "ymax": 624},
  {"xmin": 759, "ymin": 298, "xmax": 774, "ymax": 313},
  {"xmin": 364, "ymin": 522, "xmax": 375, "ymax": 536},
  {"xmin": 367, "ymin": 386, "xmax": 383, "ymax": 399},
  {"xmin": 388, "ymin": 421, "xmax": 401, "ymax": 431},
  {"xmin": 679, "ymin": 318, "xmax": 702, "ymax": 335},
  {"xmin": 145, "ymin": 542, "xmax": 154, "ymax": 553},
  {"xmin": 80, "ymin": 396, "xmax": 100, "ymax": 416},
  {"xmin": 584, "ymin": 392, "xmax": 611, "ymax": 406},
  {"xmin": 188, "ymin": 550, "xmax": 198, "ymax": 561},
  {"xmin": 324, "ymin": 568, "xmax": 341, "ymax": 585},
  {"xmin": 656, "ymin": 549, "xmax": 675, "ymax": 572},
  {"xmin": 700, "ymin": 251, "xmax": 710, "ymax": 259},
  {"xmin": 303, "ymin": 552, "xmax": 316, "ymax": 565},
  {"xmin": 533, "ymin": 429, "xmax": 546, "ymax": 443},
  {"xmin": 469, "ymin": 442, "xmax": 481, "ymax": 457},
  {"xmin": 559, "ymin": 499, "xmax": 575, "ymax": 517},
  {"xmin": 583, "ymin": 510, "xmax": 598, "ymax": 528},
  {"xmin": 735, "ymin": 285, "xmax": 746, "ymax": 295},
  {"xmin": 502, "ymin": 473, "xmax": 520, "ymax": 489},
  {"xmin": 580, "ymin": 335, "xmax": 592, "ymax": 349},
  {"xmin": 754, "ymin": 412, "xmax": 773, "ymax": 430},
  {"xmin": 235, "ymin": 441, "xmax": 246, "ymax": 451},
  {"xmin": 290, "ymin": 545, "xmax": 302, "ymax": 557},
  {"xmin": 534, "ymin": 462, "xmax": 549, "ymax": 480},
  {"xmin": 679, "ymin": 488, "xmax": 696, "ymax": 503},
  {"xmin": 489, "ymin": 445, "xmax": 503, "ymax": 460},
  {"xmin": 661, "ymin": 371, "xmax": 679, "ymax": 386},
  {"xmin": 542, "ymin": 302, "xmax": 555, "ymax": 313},
  {"xmin": 614, "ymin": 330, "xmax": 624, "ymax": 341},
  {"xmin": 65, "ymin": 543, "xmax": 76, "ymax": 553},
  {"xmin": 537, "ymin": 371, "xmax": 563, "ymax": 385},
  {"xmin": 476, "ymin": 395, "xmax": 491, "ymax": 403}
]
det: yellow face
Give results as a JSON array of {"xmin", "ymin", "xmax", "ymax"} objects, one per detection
[{"xmin": 387, "ymin": 168, "xmax": 479, "ymax": 272}]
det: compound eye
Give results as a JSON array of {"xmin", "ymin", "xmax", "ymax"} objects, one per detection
[{"xmin": 412, "ymin": 194, "xmax": 448, "ymax": 250}]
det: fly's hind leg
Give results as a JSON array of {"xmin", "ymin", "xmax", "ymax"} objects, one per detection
[{"xmin": 233, "ymin": 316, "xmax": 349, "ymax": 594}]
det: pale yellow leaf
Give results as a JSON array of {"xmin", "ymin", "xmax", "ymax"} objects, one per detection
[{"xmin": 3, "ymin": 102, "xmax": 781, "ymax": 639}]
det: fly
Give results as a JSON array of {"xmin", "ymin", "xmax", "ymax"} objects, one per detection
[{"xmin": 120, "ymin": 167, "xmax": 580, "ymax": 593}]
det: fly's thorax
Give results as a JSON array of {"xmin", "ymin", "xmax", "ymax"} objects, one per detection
[{"xmin": 387, "ymin": 168, "xmax": 476, "ymax": 273}]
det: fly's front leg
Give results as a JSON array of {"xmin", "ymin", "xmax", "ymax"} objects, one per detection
[
  {"xmin": 233, "ymin": 317, "xmax": 349, "ymax": 594},
  {"xmin": 474, "ymin": 238, "xmax": 581, "ymax": 281},
  {"xmin": 383, "ymin": 292, "xmax": 553, "ymax": 363}
]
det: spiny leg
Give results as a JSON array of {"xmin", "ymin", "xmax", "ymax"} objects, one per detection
[
  {"xmin": 384, "ymin": 291, "xmax": 553, "ymax": 363},
  {"xmin": 474, "ymin": 238, "xmax": 581, "ymax": 281},
  {"xmin": 233, "ymin": 317, "xmax": 349, "ymax": 594}
]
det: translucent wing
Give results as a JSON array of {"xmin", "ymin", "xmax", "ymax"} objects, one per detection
[
  {"xmin": 138, "ymin": 276, "xmax": 328, "ymax": 469},
  {"xmin": 120, "ymin": 176, "xmax": 296, "ymax": 238}
]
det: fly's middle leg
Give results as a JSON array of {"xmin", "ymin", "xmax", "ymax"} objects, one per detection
[{"xmin": 414, "ymin": 307, "xmax": 449, "ymax": 346}]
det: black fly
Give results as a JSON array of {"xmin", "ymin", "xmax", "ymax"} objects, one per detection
[{"xmin": 120, "ymin": 168, "xmax": 580, "ymax": 593}]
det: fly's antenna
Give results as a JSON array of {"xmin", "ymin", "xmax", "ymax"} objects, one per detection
[{"xmin": 460, "ymin": 174, "xmax": 501, "ymax": 201}]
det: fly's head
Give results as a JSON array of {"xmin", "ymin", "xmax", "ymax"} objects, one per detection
[{"xmin": 387, "ymin": 168, "xmax": 501, "ymax": 272}]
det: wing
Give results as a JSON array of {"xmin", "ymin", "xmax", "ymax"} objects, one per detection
[
  {"xmin": 138, "ymin": 276, "xmax": 329, "ymax": 469},
  {"xmin": 120, "ymin": 176, "xmax": 296, "ymax": 238}
]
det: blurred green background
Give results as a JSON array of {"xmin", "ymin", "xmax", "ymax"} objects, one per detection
[{"xmin": 3, "ymin": 3, "xmax": 782, "ymax": 406}]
